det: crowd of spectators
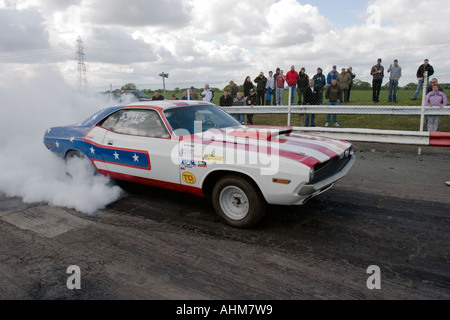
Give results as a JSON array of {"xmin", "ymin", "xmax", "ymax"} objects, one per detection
[{"xmin": 160, "ymin": 58, "xmax": 446, "ymax": 128}]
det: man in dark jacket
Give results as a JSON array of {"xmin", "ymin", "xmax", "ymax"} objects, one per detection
[
  {"xmin": 254, "ymin": 72, "xmax": 267, "ymax": 106},
  {"xmin": 272, "ymin": 68, "xmax": 280, "ymax": 105},
  {"xmin": 246, "ymin": 89, "xmax": 257, "ymax": 125},
  {"xmin": 297, "ymin": 68, "xmax": 309, "ymax": 105},
  {"xmin": 313, "ymin": 68, "xmax": 326, "ymax": 105},
  {"xmin": 152, "ymin": 92, "xmax": 165, "ymax": 100},
  {"xmin": 413, "ymin": 59, "xmax": 435, "ymax": 100},
  {"xmin": 325, "ymin": 77, "xmax": 341, "ymax": 126},
  {"xmin": 219, "ymin": 90, "xmax": 233, "ymax": 107},
  {"xmin": 303, "ymin": 79, "xmax": 319, "ymax": 127}
]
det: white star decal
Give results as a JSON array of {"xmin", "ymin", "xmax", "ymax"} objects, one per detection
[
  {"xmin": 133, "ymin": 154, "xmax": 139, "ymax": 162},
  {"xmin": 90, "ymin": 147, "xmax": 95, "ymax": 154},
  {"xmin": 55, "ymin": 141, "xmax": 60, "ymax": 148},
  {"xmin": 113, "ymin": 151, "xmax": 120, "ymax": 160},
  {"xmin": 70, "ymin": 137, "xmax": 75, "ymax": 143}
]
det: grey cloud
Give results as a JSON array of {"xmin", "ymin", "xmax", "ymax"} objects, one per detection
[
  {"xmin": 86, "ymin": 27, "xmax": 158, "ymax": 64},
  {"xmin": 84, "ymin": 0, "xmax": 192, "ymax": 28},
  {"xmin": 0, "ymin": 9, "xmax": 50, "ymax": 53},
  {"xmin": 37, "ymin": 0, "xmax": 82, "ymax": 11}
]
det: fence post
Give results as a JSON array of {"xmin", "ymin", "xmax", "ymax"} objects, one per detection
[
  {"xmin": 418, "ymin": 72, "xmax": 428, "ymax": 155},
  {"xmin": 288, "ymin": 86, "xmax": 292, "ymax": 126},
  {"xmin": 419, "ymin": 72, "xmax": 428, "ymax": 132}
]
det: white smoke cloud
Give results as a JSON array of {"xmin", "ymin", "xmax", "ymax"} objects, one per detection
[{"xmin": 0, "ymin": 66, "xmax": 123, "ymax": 214}]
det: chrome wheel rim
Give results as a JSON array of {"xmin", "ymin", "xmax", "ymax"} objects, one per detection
[{"xmin": 219, "ymin": 186, "xmax": 249, "ymax": 220}]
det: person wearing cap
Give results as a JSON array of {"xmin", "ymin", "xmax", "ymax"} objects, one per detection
[
  {"xmin": 370, "ymin": 58, "xmax": 384, "ymax": 103},
  {"xmin": 327, "ymin": 65, "xmax": 339, "ymax": 85},
  {"xmin": 346, "ymin": 67, "xmax": 356, "ymax": 103}
]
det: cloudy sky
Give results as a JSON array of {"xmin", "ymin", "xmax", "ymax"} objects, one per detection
[{"xmin": 1, "ymin": 0, "xmax": 450, "ymax": 91}]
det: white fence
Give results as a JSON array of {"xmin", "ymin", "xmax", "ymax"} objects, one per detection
[
  {"xmin": 219, "ymin": 105, "xmax": 450, "ymax": 148},
  {"xmin": 291, "ymin": 127, "xmax": 450, "ymax": 147},
  {"xmin": 220, "ymin": 105, "xmax": 450, "ymax": 116}
]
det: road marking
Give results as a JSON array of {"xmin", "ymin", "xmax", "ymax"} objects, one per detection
[{"xmin": 1, "ymin": 206, "xmax": 91, "ymax": 238}]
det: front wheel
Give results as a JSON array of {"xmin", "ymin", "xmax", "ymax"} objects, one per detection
[{"xmin": 212, "ymin": 175, "xmax": 266, "ymax": 228}]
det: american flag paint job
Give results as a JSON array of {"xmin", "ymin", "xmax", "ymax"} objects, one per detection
[{"xmin": 43, "ymin": 101, "xmax": 355, "ymax": 206}]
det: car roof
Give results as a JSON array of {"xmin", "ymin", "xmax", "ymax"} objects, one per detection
[{"xmin": 123, "ymin": 100, "xmax": 214, "ymax": 111}]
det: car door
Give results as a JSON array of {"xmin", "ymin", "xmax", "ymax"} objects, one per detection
[{"xmin": 99, "ymin": 109, "xmax": 180, "ymax": 186}]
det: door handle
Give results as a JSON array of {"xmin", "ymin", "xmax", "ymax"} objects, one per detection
[{"xmin": 108, "ymin": 141, "xmax": 114, "ymax": 146}]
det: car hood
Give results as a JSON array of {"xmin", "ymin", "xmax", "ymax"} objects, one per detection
[{"xmin": 192, "ymin": 126, "xmax": 352, "ymax": 167}]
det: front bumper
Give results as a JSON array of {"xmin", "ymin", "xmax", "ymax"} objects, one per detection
[{"xmin": 265, "ymin": 155, "xmax": 355, "ymax": 206}]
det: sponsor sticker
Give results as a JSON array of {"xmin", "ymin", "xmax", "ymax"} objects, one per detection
[
  {"xmin": 181, "ymin": 159, "xmax": 196, "ymax": 167},
  {"xmin": 202, "ymin": 154, "xmax": 224, "ymax": 163},
  {"xmin": 182, "ymin": 172, "xmax": 196, "ymax": 184}
]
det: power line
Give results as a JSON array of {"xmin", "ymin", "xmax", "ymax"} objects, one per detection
[{"xmin": 76, "ymin": 36, "xmax": 89, "ymax": 92}]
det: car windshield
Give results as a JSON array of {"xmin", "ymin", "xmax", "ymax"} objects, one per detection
[
  {"xmin": 164, "ymin": 104, "xmax": 241, "ymax": 136},
  {"xmin": 132, "ymin": 90, "xmax": 149, "ymax": 99}
]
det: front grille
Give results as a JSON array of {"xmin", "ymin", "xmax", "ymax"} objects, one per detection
[{"xmin": 310, "ymin": 154, "xmax": 352, "ymax": 184}]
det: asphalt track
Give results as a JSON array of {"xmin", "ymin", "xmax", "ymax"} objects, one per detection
[{"xmin": 0, "ymin": 143, "xmax": 449, "ymax": 300}]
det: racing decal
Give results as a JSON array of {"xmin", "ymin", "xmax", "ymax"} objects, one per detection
[
  {"xmin": 182, "ymin": 172, "xmax": 196, "ymax": 184},
  {"xmin": 202, "ymin": 154, "xmax": 224, "ymax": 163},
  {"xmin": 181, "ymin": 159, "xmax": 196, "ymax": 167},
  {"xmin": 101, "ymin": 148, "xmax": 151, "ymax": 170},
  {"xmin": 82, "ymin": 127, "xmax": 151, "ymax": 170}
]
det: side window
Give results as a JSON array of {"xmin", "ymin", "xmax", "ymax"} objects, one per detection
[{"xmin": 101, "ymin": 110, "xmax": 170, "ymax": 138}]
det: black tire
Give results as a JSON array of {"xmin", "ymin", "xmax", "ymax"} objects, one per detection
[
  {"xmin": 212, "ymin": 175, "xmax": 266, "ymax": 228},
  {"xmin": 65, "ymin": 150, "xmax": 96, "ymax": 178}
]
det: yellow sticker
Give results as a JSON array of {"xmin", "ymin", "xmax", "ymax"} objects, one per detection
[
  {"xmin": 202, "ymin": 154, "xmax": 224, "ymax": 162},
  {"xmin": 182, "ymin": 172, "xmax": 196, "ymax": 184}
]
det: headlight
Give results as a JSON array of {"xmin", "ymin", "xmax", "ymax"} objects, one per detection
[
  {"xmin": 309, "ymin": 167, "xmax": 315, "ymax": 182},
  {"xmin": 345, "ymin": 149, "xmax": 350, "ymax": 157},
  {"xmin": 349, "ymin": 146, "xmax": 355, "ymax": 156}
]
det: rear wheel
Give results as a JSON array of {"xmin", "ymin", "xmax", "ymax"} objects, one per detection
[
  {"xmin": 212, "ymin": 175, "xmax": 266, "ymax": 228},
  {"xmin": 65, "ymin": 150, "xmax": 96, "ymax": 178}
]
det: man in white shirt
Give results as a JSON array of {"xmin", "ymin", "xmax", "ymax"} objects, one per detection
[{"xmin": 201, "ymin": 84, "xmax": 214, "ymax": 102}]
